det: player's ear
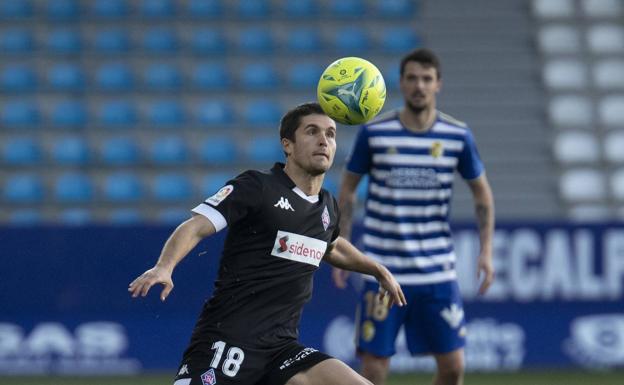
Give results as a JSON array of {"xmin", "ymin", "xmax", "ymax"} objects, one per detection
[{"xmin": 281, "ymin": 137, "xmax": 293, "ymax": 157}]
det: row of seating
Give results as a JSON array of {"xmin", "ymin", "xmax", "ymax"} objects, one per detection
[
  {"xmin": 533, "ymin": 0, "xmax": 622, "ymax": 19},
  {"xmin": 0, "ymin": 61, "xmax": 401, "ymax": 92},
  {"xmin": 560, "ymin": 168, "xmax": 624, "ymax": 202},
  {"xmin": 543, "ymin": 59, "xmax": 624, "ymax": 90},
  {"xmin": 5, "ymin": 207, "xmax": 196, "ymax": 225},
  {"xmin": 0, "ymin": 27, "xmax": 420, "ymax": 55},
  {"xmin": 548, "ymin": 94, "xmax": 624, "ymax": 128},
  {"xmin": 554, "ymin": 130, "xmax": 624, "ymax": 164},
  {"xmin": 0, "ymin": 0, "xmax": 416, "ymax": 20},
  {"xmin": 538, "ymin": 24, "xmax": 624, "ymax": 54}
]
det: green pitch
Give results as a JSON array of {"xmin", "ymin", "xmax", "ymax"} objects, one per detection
[{"xmin": 0, "ymin": 371, "xmax": 622, "ymax": 385}]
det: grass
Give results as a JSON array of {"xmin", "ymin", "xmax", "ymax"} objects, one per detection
[{"xmin": 0, "ymin": 371, "xmax": 622, "ymax": 385}]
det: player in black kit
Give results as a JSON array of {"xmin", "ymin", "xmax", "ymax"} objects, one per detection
[{"xmin": 129, "ymin": 102, "xmax": 406, "ymax": 385}]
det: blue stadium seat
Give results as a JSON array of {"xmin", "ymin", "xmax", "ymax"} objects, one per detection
[
  {"xmin": 323, "ymin": 173, "xmax": 339, "ymax": 196},
  {"xmin": 1, "ymin": 100, "xmax": 39, "ymax": 128},
  {"xmin": 282, "ymin": 0, "xmax": 319, "ymax": 17},
  {"xmin": 196, "ymin": 100, "xmax": 234, "ymax": 126},
  {"xmin": 191, "ymin": 29, "xmax": 227, "ymax": 55},
  {"xmin": 50, "ymin": 100, "xmax": 87, "ymax": 128},
  {"xmin": 143, "ymin": 64, "xmax": 181, "ymax": 90},
  {"xmin": 286, "ymin": 28, "xmax": 322, "ymax": 53},
  {"xmin": 2, "ymin": 137, "xmax": 41, "ymax": 165},
  {"xmin": 103, "ymin": 173, "xmax": 144, "ymax": 202},
  {"xmin": 357, "ymin": 174, "xmax": 368, "ymax": 200},
  {"xmin": 142, "ymin": 28, "xmax": 178, "ymax": 53},
  {"xmin": 237, "ymin": 28, "xmax": 274, "ymax": 53},
  {"xmin": 93, "ymin": 29, "xmax": 130, "ymax": 53},
  {"xmin": 333, "ymin": 27, "xmax": 370, "ymax": 52},
  {"xmin": 288, "ymin": 63, "xmax": 323, "ymax": 89},
  {"xmin": 1, "ymin": 65, "xmax": 36, "ymax": 92},
  {"xmin": 198, "ymin": 136, "xmax": 237, "ymax": 164},
  {"xmin": 158, "ymin": 208, "xmax": 190, "ymax": 224},
  {"xmin": 379, "ymin": 27, "xmax": 421, "ymax": 52},
  {"xmin": 149, "ymin": 136, "xmax": 188, "ymax": 164},
  {"xmin": 383, "ymin": 65, "xmax": 400, "ymax": 90},
  {"xmin": 46, "ymin": 0, "xmax": 80, "ymax": 19},
  {"xmin": 55, "ymin": 173, "xmax": 94, "ymax": 202},
  {"xmin": 187, "ymin": 0, "xmax": 223, "ymax": 17},
  {"xmin": 152, "ymin": 174, "xmax": 192, "ymax": 201},
  {"xmin": 95, "ymin": 63, "xmax": 134, "ymax": 91},
  {"xmin": 240, "ymin": 63, "xmax": 278, "ymax": 90},
  {"xmin": 51, "ymin": 136, "xmax": 90, "ymax": 165},
  {"xmin": 0, "ymin": 29, "xmax": 33, "ymax": 53},
  {"xmin": 47, "ymin": 63, "xmax": 85, "ymax": 91},
  {"xmin": 9, "ymin": 209, "xmax": 42, "ymax": 225},
  {"xmin": 59, "ymin": 209, "xmax": 92, "ymax": 225},
  {"xmin": 100, "ymin": 137, "xmax": 140, "ymax": 165},
  {"xmin": 98, "ymin": 101, "xmax": 137, "ymax": 128},
  {"xmin": 46, "ymin": 29, "xmax": 81, "ymax": 54},
  {"xmin": 243, "ymin": 100, "xmax": 282, "ymax": 125},
  {"xmin": 0, "ymin": 0, "xmax": 33, "ymax": 18},
  {"xmin": 246, "ymin": 136, "xmax": 284, "ymax": 163},
  {"xmin": 4, "ymin": 174, "xmax": 43, "ymax": 203},
  {"xmin": 139, "ymin": 0, "xmax": 175, "ymax": 18},
  {"xmin": 91, "ymin": 0, "xmax": 128, "ymax": 18},
  {"xmin": 109, "ymin": 208, "xmax": 143, "ymax": 224},
  {"xmin": 200, "ymin": 172, "xmax": 232, "ymax": 197},
  {"xmin": 192, "ymin": 62, "xmax": 231, "ymax": 90},
  {"xmin": 373, "ymin": 0, "xmax": 415, "ymax": 18},
  {"xmin": 326, "ymin": 0, "xmax": 365, "ymax": 17},
  {"xmin": 146, "ymin": 100, "xmax": 185, "ymax": 126},
  {"xmin": 235, "ymin": 0, "xmax": 270, "ymax": 18}
]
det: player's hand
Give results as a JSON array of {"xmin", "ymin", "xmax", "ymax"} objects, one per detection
[
  {"xmin": 477, "ymin": 254, "xmax": 494, "ymax": 295},
  {"xmin": 376, "ymin": 265, "xmax": 406, "ymax": 308},
  {"xmin": 332, "ymin": 267, "xmax": 351, "ymax": 289},
  {"xmin": 128, "ymin": 265, "xmax": 174, "ymax": 302}
]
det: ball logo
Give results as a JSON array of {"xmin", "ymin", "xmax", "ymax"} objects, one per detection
[{"xmin": 564, "ymin": 314, "xmax": 624, "ymax": 368}]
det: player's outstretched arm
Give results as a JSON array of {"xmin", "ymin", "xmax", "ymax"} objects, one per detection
[
  {"xmin": 325, "ymin": 237, "xmax": 406, "ymax": 307},
  {"xmin": 467, "ymin": 173, "xmax": 495, "ymax": 295},
  {"xmin": 128, "ymin": 214, "xmax": 216, "ymax": 301}
]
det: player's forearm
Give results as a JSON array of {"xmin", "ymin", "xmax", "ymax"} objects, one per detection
[
  {"xmin": 338, "ymin": 192, "xmax": 356, "ymax": 241},
  {"xmin": 156, "ymin": 216, "xmax": 215, "ymax": 272},
  {"xmin": 473, "ymin": 187, "xmax": 495, "ymax": 257},
  {"xmin": 326, "ymin": 237, "xmax": 382, "ymax": 278}
]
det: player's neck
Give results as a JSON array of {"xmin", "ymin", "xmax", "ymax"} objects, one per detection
[
  {"xmin": 283, "ymin": 162, "xmax": 323, "ymax": 196},
  {"xmin": 400, "ymin": 105, "xmax": 437, "ymax": 133}
]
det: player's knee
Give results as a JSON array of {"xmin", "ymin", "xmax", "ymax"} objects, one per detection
[{"xmin": 437, "ymin": 361, "xmax": 464, "ymax": 384}]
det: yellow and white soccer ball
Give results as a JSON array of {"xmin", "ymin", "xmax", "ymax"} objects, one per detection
[{"xmin": 317, "ymin": 57, "xmax": 386, "ymax": 125}]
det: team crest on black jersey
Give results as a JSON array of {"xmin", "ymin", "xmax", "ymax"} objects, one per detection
[
  {"xmin": 321, "ymin": 205, "xmax": 330, "ymax": 231},
  {"xmin": 201, "ymin": 368, "xmax": 217, "ymax": 385}
]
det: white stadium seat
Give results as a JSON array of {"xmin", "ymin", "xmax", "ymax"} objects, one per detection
[
  {"xmin": 543, "ymin": 60, "xmax": 587, "ymax": 90},
  {"xmin": 532, "ymin": 0, "xmax": 575, "ymax": 18},
  {"xmin": 560, "ymin": 168, "xmax": 607, "ymax": 201},
  {"xmin": 580, "ymin": 0, "xmax": 622, "ymax": 18},
  {"xmin": 604, "ymin": 131, "xmax": 624, "ymax": 163},
  {"xmin": 553, "ymin": 131, "xmax": 600, "ymax": 164},
  {"xmin": 611, "ymin": 168, "xmax": 624, "ymax": 201},
  {"xmin": 598, "ymin": 95, "xmax": 624, "ymax": 127},
  {"xmin": 587, "ymin": 24, "xmax": 624, "ymax": 54},
  {"xmin": 568, "ymin": 204, "xmax": 611, "ymax": 221},
  {"xmin": 538, "ymin": 25, "xmax": 581, "ymax": 54},
  {"xmin": 549, "ymin": 95, "xmax": 594, "ymax": 127},
  {"xmin": 592, "ymin": 60, "xmax": 624, "ymax": 90}
]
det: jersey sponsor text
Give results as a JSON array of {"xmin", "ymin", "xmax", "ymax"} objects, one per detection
[{"xmin": 271, "ymin": 230, "xmax": 327, "ymax": 266}]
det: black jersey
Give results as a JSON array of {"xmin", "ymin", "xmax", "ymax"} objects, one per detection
[{"xmin": 186, "ymin": 163, "xmax": 340, "ymax": 356}]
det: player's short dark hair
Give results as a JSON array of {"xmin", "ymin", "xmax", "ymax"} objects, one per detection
[
  {"xmin": 279, "ymin": 102, "xmax": 327, "ymax": 142},
  {"xmin": 400, "ymin": 48, "xmax": 442, "ymax": 79}
]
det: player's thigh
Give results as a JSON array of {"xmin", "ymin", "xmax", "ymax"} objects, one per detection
[{"xmin": 286, "ymin": 358, "xmax": 372, "ymax": 385}]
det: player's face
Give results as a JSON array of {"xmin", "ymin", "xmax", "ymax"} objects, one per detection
[
  {"xmin": 400, "ymin": 62, "xmax": 441, "ymax": 113},
  {"xmin": 285, "ymin": 114, "xmax": 337, "ymax": 176}
]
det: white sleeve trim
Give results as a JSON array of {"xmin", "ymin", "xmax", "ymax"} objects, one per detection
[{"xmin": 192, "ymin": 203, "xmax": 228, "ymax": 232}]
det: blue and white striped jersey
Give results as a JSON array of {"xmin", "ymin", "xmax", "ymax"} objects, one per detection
[{"xmin": 346, "ymin": 109, "xmax": 484, "ymax": 285}]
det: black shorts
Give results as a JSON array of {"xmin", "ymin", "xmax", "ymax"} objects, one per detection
[{"xmin": 173, "ymin": 338, "xmax": 332, "ymax": 385}]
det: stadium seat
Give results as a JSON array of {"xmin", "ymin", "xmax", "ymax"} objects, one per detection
[
  {"xmin": 553, "ymin": 132, "xmax": 600, "ymax": 164},
  {"xmin": 538, "ymin": 25, "xmax": 581, "ymax": 54},
  {"xmin": 326, "ymin": 0, "xmax": 365, "ymax": 17},
  {"xmin": 149, "ymin": 136, "xmax": 189, "ymax": 164},
  {"xmin": 200, "ymin": 172, "xmax": 232, "ymax": 197},
  {"xmin": 357, "ymin": 175, "xmax": 369, "ymax": 200},
  {"xmin": 532, "ymin": 0, "xmax": 574, "ymax": 18},
  {"xmin": 46, "ymin": 29, "xmax": 81, "ymax": 54},
  {"xmin": 1, "ymin": 65, "xmax": 36, "ymax": 92},
  {"xmin": 152, "ymin": 174, "xmax": 193, "ymax": 201},
  {"xmin": 9, "ymin": 209, "xmax": 42, "ymax": 225},
  {"xmin": 93, "ymin": 29, "xmax": 130, "ymax": 53},
  {"xmin": 560, "ymin": 169, "xmax": 607, "ymax": 201},
  {"xmin": 59, "ymin": 209, "xmax": 92, "ymax": 225},
  {"xmin": 323, "ymin": 173, "xmax": 339, "ymax": 195},
  {"xmin": 0, "ymin": 0, "xmax": 33, "ymax": 18},
  {"xmin": 587, "ymin": 25, "xmax": 624, "ymax": 54},
  {"xmin": 373, "ymin": 0, "xmax": 415, "ymax": 18},
  {"xmin": 604, "ymin": 131, "xmax": 624, "ymax": 164},
  {"xmin": 592, "ymin": 60, "xmax": 624, "ymax": 90},
  {"xmin": 568, "ymin": 204, "xmax": 611, "ymax": 221},
  {"xmin": 98, "ymin": 101, "xmax": 137, "ymax": 128},
  {"xmin": 198, "ymin": 136, "xmax": 237, "ymax": 164},
  {"xmin": 543, "ymin": 60, "xmax": 587, "ymax": 90},
  {"xmin": 91, "ymin": 0, "xmax": 128, "ymax": 18},
  {"xmin": 3, "ymin": 174, "xmax": 43, "ymax": 203},
  {"xmin": 0, "ymin": 29, "xmax": 33, "ymax": 53},
  {"xmin": 46, "ymin": 0, "xmax": 80, "ymax": 19},
  {"xmin": 51, "ymin": 136, "xmax": 90, "ymax": 165},
  {"xmin": 235, "ymin": 0, "xmax": 270, "ymax": 18},
  {"xmin": 379, "ymin": 27, "xmax": 421, "ymax": 52},
  {"xmin": 192, "ymin": 62, "xmax": 231, "ymax": 90},
  {"xmin": 237, "ymin": 28, "xmax": 274, "ymax": 53},
  {"xmin": 100, "ymin": 137, "xmax": 140, "ymax": 165},
  {"xmin": 286, "ymin": 28, "xmax": 322, "ymax": 53},
  {"xmin": 333, "ymin": 27, "xmax": 371, "ymax": 52},
  {"xmin": 103, "ymin": 173, "xmax": 144, "ymax": 202},
  {"xmin": 243, "ymin": 100, "xmax": 282, "ymax": 125},
  {"xmin": 240, "ymin": 63, "xmax": 279, "ymax": 90},
  {"xmin": 1, "ymin": 100, "xmax": 39, "ymax": 128},
  {"xmin": 245, "ymin": 136, "xmax": 284, "ymax": 163},
  {"xmin": 47, "ymin": 63, "xmax": 85, "ymax": 91},
  {"xmin": 190, "ymin": 29, "xmax": 227, "ymax": 55},
  {"xmin": 382, "ymin": 64, "xmax": 400, "ymax": 90},
  {"xmin": 109, "ymin": 208, "xmax": 143, "ymax": 224},
  {"xmin": 50, "ymin": 100, "xmax": 87, "ymax": 128},
  {"xmin": 598, "ymin": 95, "xmax": 624, "ymax": 127},
  {"xmin": 581, "ymin": 0, "xmax": 622, "ymax": 18},
  {"xmin": 158, "ymin": 208, "xmax": 191, "ymax": 224},
  {"xmin": 55, "ymin": 173, "xmax": 94, "ymax": 202},
  {"xmin": 146, "ymin": 100, "xmax": 185, "ymax": 126},
  {"xmin": 187, "ymin": 0, "xmax": 223, "ymax": 18},
  {"xmin": 143, "ymin": 64, "xmax": 181, "ymax": 91},
  {"xmin": 95, "ymin": 63, "xmax": 134, "ymax": 91},
  {"xmin": 282, "ymin": 0, "xmax": 318, "ymax": 17},
  {"xmin": 196, "ymin": 100, "xmax": 234, "ymax": 126},
  {"xmin": 611, "ymin": 168, "xmax": 624, "ymax": 201},
  {"xmin": 287, "ymin": 63, "xmax": 323, "ymax": 89},
  {"xmin": 139, "ymin": 0, "xmax": 175, "ymax": 18},
  {"xmin": 142, "ymin": 28, "xmax": 178, "ymax": 53},
  {"xmin": 548, "ymin": 95, "xmax": 593, "ymax": 127},
  {"xmin": 2, "ymin": 137, "xmax": 41, "ymax": 165}
]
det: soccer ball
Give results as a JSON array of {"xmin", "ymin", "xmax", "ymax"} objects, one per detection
[{"xmin": 317, "ymin": 57, "xmax": 386, "ymax": 125}]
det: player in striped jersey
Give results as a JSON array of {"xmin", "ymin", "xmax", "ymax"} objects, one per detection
[{"xmin": 333, "ymin": 49, "xmax": 495, "ymax": 385}]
